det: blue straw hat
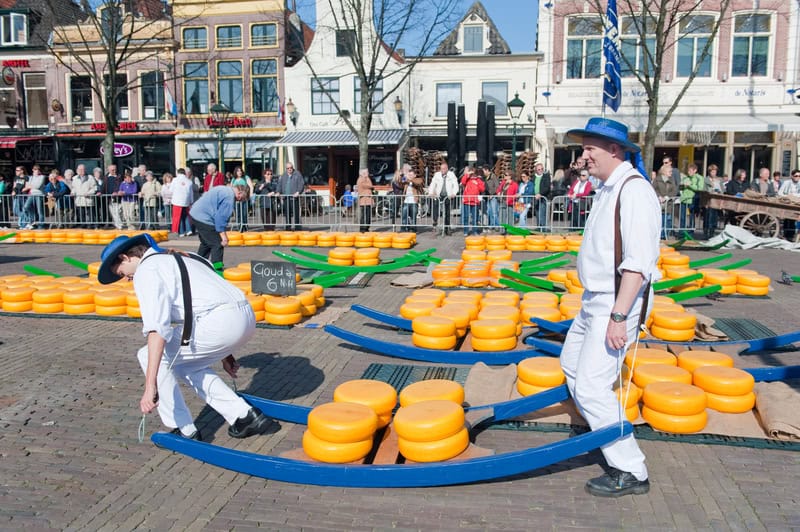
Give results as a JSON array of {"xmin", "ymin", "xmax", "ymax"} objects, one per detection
[
  {"xmin": 566, "ymin": 117, "xmax": 640, "ymax": 153},
  {"xmin": 98, "ymin": 234, "xmax": 160, "ymax": 284}
]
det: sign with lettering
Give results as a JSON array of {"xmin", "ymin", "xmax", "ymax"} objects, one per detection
[
  {"xmin": 91, "ymin": 121, "xmax": 138, "ymax": 132},
  {"xmin": 99, "ymin": 142, "xmax": 135, "ymax": 157},
  {"xmin": 250, "ymin": 260, "xmax": 296, "ymax": 296},
  {"xmin": 206, "ymin": 116, "xmax": 254, "ymax": 128},
  {"xmin": 2, "ymin": 60, "xmax": 30, "ymax": 68}
]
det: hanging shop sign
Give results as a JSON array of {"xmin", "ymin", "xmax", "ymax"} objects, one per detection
[{"xmin": 99, "ymin": 142, "xmax": 135, "ymax": 157}]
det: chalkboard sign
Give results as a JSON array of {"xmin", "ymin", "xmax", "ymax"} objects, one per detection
[
  {"xmin": 782, "ymin": 150, "xmax": 792, "ymax": 178},
  {"xmin": 250, "ymin": 260, "xmax": 297, "ymax": 295},
  {"xmin": 302, "ymin": 152, "xmax": 329, "ymax": 186}
]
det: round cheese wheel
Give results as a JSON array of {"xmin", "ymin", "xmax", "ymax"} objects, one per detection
[
  {"xmin": 333, "ymin": 380, "xmax": 397, "ymax": 416},
  {"xmin": 96, "ymin": 305, "xmax": 127, "ymax": 316},
  {"xmin": 32, "ymin": 289, "xmax": 65, "ymax": 304},
  {"xmin": 624, "ymin": 348, "xmax": 677, "ymax": 369},
  {"xmin": 642, "ymin": 406, "xmax": 707, "ymax": 433},
  {"xmin": 692, "ymin": 366, "xmax": 755, "ymax": 396},
  {"xmin": 327, "ymin": 257, "xmax": 353, "ymax": 266},
  {"xmin": 633, "ymin": 364, "xmax": 692, "ymax": 389},
  {"xmin": 735, "ymin": 284, "xmax": 769, "ymax": 296},
  {"xmin": 642, "ymin": 382, "xmax": 707, "ymax": 415},
  {"xmin": 462, "ymin": 249, "xmax": 487, "ymax": 261},
  {"xmin": 430, "ymin": 306, "xmax": 471, "ymax": 329},
  {"xmin": 0, "ymin": 274, "xmax": 27, "ymax": 283},
  {"xmin": 246, "ymin": 295, "xmax": 265, "ymax": 312},
  {"xmin": 290, "ymin": 290, "xmax": 316, "ymax": 307},
  {"xmin": 63, "ymin": 303, "xmax": 95, "ymax": 314},
  {"xmin": 125, "ymin": 294, "xmax": 139, "ymax": 307},
  {"xmin": 522, "ymin": 291, "xmax": 560, "ymax": 307},
  {"xmin": 263, "ymin": 311, "xmax": 302, "ymax": 325},
  {"xmin": 412, "ymin": 288, "xmax": 445, "ymax": 300},
  {"xmin": 398, "ymin": 426, "xmax": 469, "ymax": 462},
  {"xmin": 393, "ymin": 400, "xmax": 465, "ymax": 442},
  {"xmin": 516, "ymin": 379, "xmax": 554, "ymax": 396},
  {"xmin": 651, "ymin": 302, "xmax": 685, "ymax": 315},
  {"xmin": 625, "ymin": 404, "xmax": 640, "ymax": 422},
  {"xmin": 264, "ymin": 297, "xmax": 301, "ymax": 315},
  {"xmin": 546, "ymin": 269, "xmax": 568, "ymax": 283},
  {"xmin": 307, "ymin": 402, "xmax": 378, "ymax": 443},
  {"xmin": 650, "ymin": 324, "xmax": 695, "ymax": 342},
  {"xmin": 412, "ymin": 315, "xmax": 457, "ymax": 337},
  {"xmin": 718, "ymin": 284, "xmax": 737, "ymax": 295},
  {"xmin": 328, "ymin": 247, "xmax": 355, "ymax": 260},
  {"xmin": 517, "ymin": 357, "xmax": 566, "ymax": 387},
  {"xmin": 705, "ymin": 391, "xmax": 756, "ymax": 413},
  {"xmin": 1, "ymin": 287, "xmax": 36, "ymax": 302},
  {"xmin": 32, "ymin": 302, "xmax": 63, "ymax": 313},
  {"xmin": 703, "ymin": 271, "xmax": 737, "ymax": 286},
  {"xmin": 676, "ymin": 350, "xmax": 734, "ymax": 373},
  {"xmin": 127, "ymin": 306, "xmax": 142, "ymax": 318},
  {"xmin": 315, "ymin": 296, "xmax": 326, "ymax": 308},
  {"xmin": 477, "ymin": 305, "xmax": 520, "ymax": 323},
  {"xmin": 223, "ymin": 268, "xmax": 251, "ymax": 281},
  {"xmin": 527, "ymin": 244, "xmax": 548, "ymax": 251},
  {"xmin": 352, "ymin": 257, "xmax": 380, "ymax": 267},
  {"xmin": 614, "ymin": 382, "xmax": 643, "ymax": 408},
  {"xmin": 399, "ymin": 379, "xmax": 465, "ymax": 407},
  {"xmin": 2, "ymin": 300, "xmax": 32, "ymax": 312},
  {"xmin": 296, "ymin": 284, "xmax": 324, "ymax": 298},
  {"xmin": 483, "ymin": 291, "xmax": 520, "ymax": 306},
  {"xmin": 405, "ymin": 295, "xmax": 443, "ymax": 306},
  {"xmin": 63, "ymin": 290, "xmax": 96, "ymax": 305},
  {"xmin": 441, "ymin": 301, "xmax": 479, "ymax": 321},
  {"xmin": 660, "ymin": 254, "xmax": 690, "ymax": 266},
  {"xmin": 445, "ymin": 290, "xmax": 483, "ymax": 305},
  {"xmin": 460, "ymin": 277, "xmax": 489, "ymax": 288},
  {"xmin": 521, "ymin": 306, "xmax": 563, "ymax": 325},
  {"xmin": 471, "ymin": 336, "xmax": 517, "ymax": 351},
  {"xmin": 302, "ymin": 430, "xmax": 373, "ymax": 463},
  {"xmin": 411, "ymin": 333, "xmax": 457, "ymax": 350},
  {"xmin": 433, "ymin": 278, "xmax": 461, "ymax": 288},
  {"xmin": 94, "ymin": 290, "xmax": 128, "ymax": 307},
  {"xmin": 399, "ymin": 302, "xmax": 436, "ymax": 319},
  {"xmin": 298, "ymin": 303, "xmax": 318, "ymax": 317},
  {"xmin": 486, "ymin": 249, "xmax": 513, "ymax": 262},
  {"xmin": 735, "ymin": 273, "xmax": 770, "ymax": 288},
  {"xmin": 652, "ymin": 311, "xmax": 697, "ymax": 330},
  {"xmin": 470, "ymin": 318, "xmax": 517, "ymax": 339},
  {"xmin": 431, "ymin": 267, "xmax": 460, "ymax": 280}
]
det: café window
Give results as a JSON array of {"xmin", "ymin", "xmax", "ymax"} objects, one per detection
[
  {"xmin": 354, "ymin": 77, "xmax": 383, "ymax": 113},
  {"xmin": 104, "ymin": 74, "xmax": 129, "ymax": 120},
  {"xmin": 1, "ymin": 13, "xmax": 27, "ymax": 46},
  {"xmin": 217, "ymin": 61, "xmax": 243, "ymax": 113},
  {"xmin": 183, "ymin": 62, "xmax": 208, "ymax": 114},
  {"xmin": 251, "ymin": 23, "xmax": 277, "ymax": 47},
  {"xmin": 482, "ymin": 81, "xmax": 507, "ymax": 116},
  {"xmin": 252, "ymin": 59, "xmax": 278, "ymax": 113},
  {"xmin": 70, "ymin": 75, "xmax": 93, "ymax": 122},
  {"xmin": 217, "ymin": 25, "xmax": 242, "ymax": 48},
  {"xmin": 436, "ymin": 82, "xmax": 461, "ymax": 117},
  {"xmin": 23, "ymin": 73, "xmax": 47, "ymax": 128},
  {"xmin": 182, "ymin": 27, "xmax": 207, "ymax": 49},
  {"xmin": 141, "ymin": 71, "xmax": 165, "ymax": 120},
  {"xmin": 311, "ymin": 77, "xmax": 339, "ymax": 115}
]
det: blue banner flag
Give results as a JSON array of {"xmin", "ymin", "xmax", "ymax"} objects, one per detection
[{"xmin": 603, "ymin": 0, "xmax": 622, "ymax": 112}]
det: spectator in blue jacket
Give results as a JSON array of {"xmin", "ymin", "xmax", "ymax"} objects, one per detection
[
  {"xmin": 189, "ymin": 184, "xmax": 246, "ymax": 269},
  {"xmin": 44, "ymin": 170, "xmax": 70, "ymax": 227}
]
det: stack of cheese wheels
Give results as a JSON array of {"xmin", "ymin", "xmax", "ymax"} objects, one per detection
[
  {"xmin": 372, "ymin": 233, "xmax": 394, "ymax": 249},
  {"xmin": 699, "ymin": 268, "xmax": 737, "ymax": 295},
  {"xmin": 546, "ymin": 269, "xmax": 568, "ymax": 285},
  {"xmin": 464, "ymin": 235, "xmax": 486, "ymax": 250},
  {"xmin": 659, "ymin": 252, "xmax": 690, "ymax": 271},
  {"xmin": 261, "ymin": 231, "xmax": 280, "ymax": 246},
  {"xmin": 328, "ymin": 247, "xmax": 355, "ymax": 266},
  {"xmin": 278, "ymin": 231, "xmax": 298, "ymax": 247},
  {"xmin": 462, "ymin": 249, "xmax": 486, "ymax": 262},
  {"xmin": 316, "ymin": 232, "xmax": 336, "ymax": 247},
  {"xmin": 693, "ymin": 366, "xmax": 756, "ymax": 413},
  {"xmin": 525, "ymin": 234, "xmax": 547, "ymax": 251},
  {"xmin": 32, "ymin": 287, "xmax": 66, "ymax": 314},
  {"xmin": 487, "ymin": 248, "xmax": 513, "ymax": 262},
  {"xmin": 431, "ymin": 305, "xmax": 471, "ymax": 338},
  {"xmin": 483, "ymin": 235, "xmax": 505, "ymax": 251},
  {"xmin": 94, "ymin": 290, "xmax": 128, "ymax": 316},
  {"xmin": 734, "ymin": 271, "xmax": 770, "ymax": 296},
  {"xmin": 559, "ymin": 293, "xmax": 582, "ymax": 320},
  {"xmin": 470, "ymin": 318, "xmax": 517, "ymax": 351},
  {"xmin": 649, "ymin": 309, "xmax": 696, "ymax": 342},
  {"xmin": 411, "ymin": 315, "xmax": 458, "ymax": 350},
  {"xmin": 50, "ymin": 230, "xmax": 67, "ymax": 243},
  {"xmin": 392, "ymin": 233, "xmax": 415, "ymax": 249},
  {"xmin": 82, "ymin": 231, "xmax": 99, "ymax": 245},
  {"xmin": 516, "ymin": 357, "xmax": 565, "ymax": 396},
  {"xmin": 546, "ymin": 234, "xmax": 567, "ymax": 251},
  {"xmin": 642, "ymin": 382, "xmax": 708, "ymax": 433},
  {"xmin": 353, "ymin": 247, "xmax": 380, "ymax": 266},
  {"xmin": 564, "ymin": 270, "xmax": 584, "ymax": 294},
  {"xmin": 87, "ymin": 262, "xmax": 101, "ymax": 280},
  {"xmin": 505, "ymin": 235, "xmax": 527, "ymax": 252},
  {"xmin": 478, "ymin": 303, "xmax": 521, "ymax": 334},
  {"xmin": 633, "ymin": 363, "xmax": 692, "ymax": 389},
  {"xmin": 431, "ymin": 263, "xmax": 461, "ymax": 287},
  {"xmin": 264, "ymin": 296, "xmax": 302, "ymax": 325},
  {"xmin": 246, "ymin": 294, "xmax": 266, "ymax": 321},
  {"xmin": 336, "ymin": 233, "xmax": 356, "ymax": 248},
  {"xmin": 354, "ymin": 233, "xmax": 375, "ymax": 248},
  {"xmin": 33, "ymin": 230, "xmax": 51, "ymax": 243},
  {"xmin": 296, "ymin": 231, "xmax": 318, "ymax": 247},
  {"xmin": 566, "ymin": 234, "xmax": 582, "ymax": 252},
  {"xmin": 441, "ymin": 293, "xmax": 480, "ymax": 322},
  {"xmin": 615, "ymin": 381, "xmax": 643, "ymax": 421},
  {"xmin": 399, "ymin": 379, "xmax": 465, "ymax": 406},
  {"xmin": 333, "ymin": 379, "xmax": 397, "ymax": 429},
  {"xmin": 63, "ymin": 289, "xmax": 96, "ymax": 314},
  {"xmin": 297, "ymin": 283, "xmax": 325, "ymax": 308},
  {"xmin": 242, "ymin": 232, "xmax": 262, "ymax": 247},
  {"xmin": 291, "ymin": 289, "xmax": 318, "ymax": 317},
  {"xmin": 394, "ymin": 399, "xmax": 468, "ymax": 462},
  {"xmin": 65, "ymin": 230, "xmax": 83, "ymax": 244},
  {"xmin": 226, "ymin": 232, "xmax": 244, "ymax": 247},
  {"xmin": 303, "ymin": 402, "xmax": 377, "ymax": 463},
  {"xmin": 1, "ymin": 286, "xmax": 35, "ymax": 312},
  {"xmin": 460, "ymin": 261, "xmax": 490, "ymax": 288},
  {"xmin": 520, "ymin": 291, "xmax": 562, "ymax": 325},
  {"xmin": 126, "ymin": 292, "xmax": 141, "ymax": 318},
  {"xmin": 676, "ymin": 350, "xmax": 734, "ymax": 373}
]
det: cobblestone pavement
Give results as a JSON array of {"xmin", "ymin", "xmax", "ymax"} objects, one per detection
[{"xmin": 1, "ymin": 230, "xmax": 799, "ymax": 531}]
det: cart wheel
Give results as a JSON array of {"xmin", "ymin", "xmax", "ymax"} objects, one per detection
[{"xmin": 740, "ymin": 212, "xmax": 780, "ymax": 238}]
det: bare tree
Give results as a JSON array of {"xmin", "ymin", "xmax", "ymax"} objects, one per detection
[{"xmin": 300, "ymin": 0, "xmax": 461, "ymax": 171}]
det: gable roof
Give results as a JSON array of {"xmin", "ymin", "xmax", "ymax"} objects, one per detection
[
  {"xmin": 434, "ymin": 0, "xmax": 510, "ymax": 56},
  {"xmin": 8, "ymin": 0, "xmax": 84, "ymax": 47}
]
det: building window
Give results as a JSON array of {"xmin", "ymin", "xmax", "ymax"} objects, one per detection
[
  {"xmin": 336, "ymin": 30, "xmax": 356, "ymax": 57},
  {"xmin": 217, "ymin": 25, "xmax": 242, "ymax": 48},
  {"xmin": 620, "ymin": 16, "xmax": 656, "ymax": 77},
  {"xmin": 252, "ymin": 59, "xmax": 278, "ymax": 113},
  {"xmin": 463, "ymin": 25, "xmax": 483, "ymax": 53},
  {"xmin": 677, "ymin": 15, "xmax": 714, "ymax": 78},
  {"xmin": 251, "ymin": 23, "xmax": 277, "ymax": 47},
  {"xmin": 481, "ymin": 82, "xmax": 507, "ymax": 116},
  {"xmin": 566, "ymin": 17, "xmax": 603, "ymax": 79},
  {"xmin": 436, "ymin": 82, "xmax": 461, "ymax": 117},
  {"xmin": 183, "ymin": 62, "xmax": 208, "ymax": 114},
  {"xmin": 311, "ymin": 77, "xmax": 339, "ymax": 114},
  {"xmin": 23, "ymin": 73, "xmax": 47, "ymax": 128},
  {"xmin": 1, "ymin": 13, "xmax": 27, "ymax": 46},
  {"xmin": 182, "ymin": 27, "xmax": 207, "ymax": 49},
  {"xmin": 104, "ymin": 74, "xmax": 129, "ymax": 120},
  {"xmin": 732, "ymin": 13, "xmax": 770, "ymax": 77},
  {"xmin": 141, "ymin": 71, "xmax": 165, "ymax": 120},
  {"xmin": 217, "ymin": 61, "xmax": 243, "ymax": 113},
  {"xmin": 354, "ymin": 77, "xmax": 383, "ymax": 113},
  {"xmin": 70, "ymin": 75, "xmax": 93, "ymax": 122}
]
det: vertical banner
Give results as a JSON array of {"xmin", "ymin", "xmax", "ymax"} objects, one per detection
[{"xmin": 602, "ymin": 0, "xmax": 622, "ymax": 113}]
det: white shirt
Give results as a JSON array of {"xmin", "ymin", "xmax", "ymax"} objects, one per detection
[
  {"xmin": 428, "ymin": 171, "xmax": 458, "ymax": 198},
  {"xmin": 134, "ymin": 248, "xmax": 246, "ymax": 342},
  {"xmin": 577, "ymin": 161, "xmax": 662, "ymax": 293},
  {"xmin": 778, "ymin": 179, "xmax": 800, "ymax": 197},
  {"xmin": 171, "ymin": 173, "xmax": 194, "ymax": 207}
]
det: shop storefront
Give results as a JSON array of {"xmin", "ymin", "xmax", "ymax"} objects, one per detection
[
  {"xmin": 181, "ymin": 136, "xmax": 280, "ymax": 181},
  {"xmin": 0, "ymin": 136, "xmax": 56, "ymax": 176}
]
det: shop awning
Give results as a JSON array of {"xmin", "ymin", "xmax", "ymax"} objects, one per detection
[
  {"xmin": 276, "ymin": 129, "xmax": 406, "ymax": 146},
  {"xmin": 0, "ymin": 136, "xmax": 50, "ymax": 149},
  {"xmin": 544, "ymin": 113, "xmax": 800, "ymax": 135}
]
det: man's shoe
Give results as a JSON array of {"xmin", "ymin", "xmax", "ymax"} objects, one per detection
[
  {"xmin": 228, "ymin": 407, "xmax": 279, "ymax": 439},
  {"xmin": 585, "ymin": 468, "xmax": 650, "ymax": 497},
  {"xmin": 170, "ymin": 427, "xmax": 203, "ymax": 441}
]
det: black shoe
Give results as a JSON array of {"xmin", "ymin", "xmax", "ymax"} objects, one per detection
[
  {"xmin": 170, "ymin": 427, "xmax": 203, "ymax": 441},
  {"xmin": 228, "ymin": 407, "xmax": 279, "ymax": 439},
  {"xmin": 444, "ymin": 229, "xmax": 452, "ymax": 236},
  {"xmin": 585, "ymin": 468, "xmax": 650, "ymax": 497}
]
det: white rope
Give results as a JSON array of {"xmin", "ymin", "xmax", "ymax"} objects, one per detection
[
  {"xmin": 618, "ymin": 322, "xmax": 648, "ymax": 437},
  {"xmin": 138, "ymin": 349, "xmax": 182, "ymax": 443}
]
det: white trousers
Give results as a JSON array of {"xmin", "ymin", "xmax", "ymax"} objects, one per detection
[
  {"xmin": 560, "ymin": 289, "xmax": 650, "ymax": 481},
  {"xmin": 137, "ymin": 300, "xmax": 256, "ymax": 429}
]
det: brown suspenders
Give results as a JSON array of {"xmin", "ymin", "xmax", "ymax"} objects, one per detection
[{"xmin": 614, "ymin": 175, "xmax": 652, "ymax": 330}]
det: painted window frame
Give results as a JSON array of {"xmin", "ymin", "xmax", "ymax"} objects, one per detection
[
  {"xmin": 676, "ymin": 13, "xmax": 716, "ymax": 79},
  {"xmin": 216, "ymin": 24, "xmax": 243, "ymax": 49},
  {"xmin": 354, "ymin": 77, "xmax": 383, "ymax": 113},
  {"xmin": 481, "ymin": 81, "xmax": 508, "ymax": 116},
  {"xmin": 140, "ymin": 70, "xmax": 165, "ymax": 121},
  {"xmin": 311, "ymin": 77, "xmax": 340, "ymax": 115},
  {"xmin": 181, "ymin": 26, "xmax": 208, "ymax": 50},
  {"xmin": 217, "ymin": 60, "xmax": 243, "ymax": 113},
  {"xmin": 565, "ymin": 16, "xmax": 603, "ymax": 80},
  {"xmin": 251, "ymin": 58, "xmax": 278, "ymax": 114},
  {"xmin": 463, "ymin": 25, "xmax": 483, "ymax": 54},
  {"xmin": 731, "ymin": 12, "xmax": 772, "ymax": 78},
  {"xmin": 183, "ymin": 61, "xmax": 209, "ymax": 115},
  {"xmin": 435, "ymin": 82, "xmax": 462, "ymax": 117},
  {"xmin": 22, "ymin": 72, "xmax": 47, "ymax": 128},
  {"xmin": 1, "ymin": 13, "xmax": 27, "ymax": 46},
  {"xmin": 250, "ymin": 22, "xmax": 278, "ymax": 48}
]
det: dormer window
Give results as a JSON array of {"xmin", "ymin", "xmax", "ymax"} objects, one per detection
[
  {"xmin": 463, "ymin": 25, "xmax": 483, "ymax": 53},
  {"xmin": 1, "ymin": 13, "xmax": 27, "ymax": 46}
]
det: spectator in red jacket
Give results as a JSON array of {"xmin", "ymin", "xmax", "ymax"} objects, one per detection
[
  {"xmin": 203, "ymin": 163, "xmax": 225, "ymax": 192},
  {"xmin": 460, "ymin": 166, "xmax": 485, "ymax": 235},
  {"xmin": 496, "ymin": 171, "xmax": 519, "ymax": 232}
]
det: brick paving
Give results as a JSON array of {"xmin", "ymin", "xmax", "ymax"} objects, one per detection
[{"xmin": 1, "ymin": 230, "xmax": 799, "ymax": 530}]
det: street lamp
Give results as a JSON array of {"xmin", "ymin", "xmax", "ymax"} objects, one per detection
[
  {"xmin": 210, "ymin": 102, "xmax": 231, "ymax": 173},
  {"xmin": 507, "ymin": 92, "xmax": 525, "ymax": 173},
  {"xmin": 286, "ymin": 98, "xmax": 299, "ymax": 126},
  {"xmin": 393, "ymin": 95, "xmax": 404, "ymax": 124}
]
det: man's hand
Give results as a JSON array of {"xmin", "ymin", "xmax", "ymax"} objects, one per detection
[
  {"xmin": 220, "ymin": 233, "xmax": 229, "ymax": 247},
  {"xmin": 606, "ymin": 320, "xmax": 628, "ymax": 351},
  {"xmin": 140, "ymin": 385, "xmax": 159, "ymax": 414},
  {"xmin": 222, "ymin": 355, "xmax": 240, "ymax": 379}
]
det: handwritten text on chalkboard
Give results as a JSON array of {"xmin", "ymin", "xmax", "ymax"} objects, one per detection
[{"xmin": 251, "ymin": 261, "xmax": 297, "ymax": 295}]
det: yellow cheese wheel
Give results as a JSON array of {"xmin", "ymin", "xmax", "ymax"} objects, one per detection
[
  {"xmin": 400, "ymin": 302, "xmax": 437, "ymax": 319},
  {"xmin": 329, "ymin": 247, "xmax": 355, "ymax": 260},
  {"xmin": 735, "ymin": 284, "xmax": 769, "ymax": 296},
  {"xmin": 516, "ymin": 379, "xmax": 554, "ymax": 396},
  {"xmin": 96, "ymin": 305, "xmax": 128, "ymax": 316},
  {"xmin": 462, "ymin": 249, "xmax": 487, "ymax": 261},
  {"xmin": 718, "ymin": 284, "xmax": 737, "ymax": 295},
  {"xmin": 615, "ymin": 382, "xmax": 643, "ymax": 409},
  {"xmin": 398, "ymin": 380, "xmax": 465, "ymax": 407},
  {"xmin": 405, "ymin": 295, "xmax": 443, "ymax": 306},
  {"xmin": 302, "ymin": 430, "xmax": 373, "ymax": 463},
  {"xmin": 393, "ymin": 400, "xmax": 465, "ymax": 442},
  {"xmin": 290, "ymin": 290, "xmax": 316, "ymax": 307},
  {"xmin": 633, "ymin": 364, "xmax": 692, "ymax": 389},
  {"xmin": 430, "ymin": 306, "xmax": 471, "ymax": 329},
  {"xmin": 398, "ymin": 426, "xmax": 469, "ymax": 462},
  {"xmin": 483, "ymin": 291, "xmax": 520, "ymax": 306},
  {"xmin": 94, "ymin": 290, "xmax": 128, "ymax": 307},
  {"xmin": 676, "ymin": 350, "xmax": 734, "ymax": 373},
  {"xmin": 445, "ymin": 290, "xmax": 483, "ymax": 305},
  {"xmin": 476, "ymin": 305, "xmax": 520, "ymax": 323},
  {"xmin": 315, "ymin": 296, "xmax": 326, "ymax": 308},
  {"xmin": 127, "ymin": 306, "xmax": 142, "ymax": 318},
  {"xmin": 246, "ymin": 295, "xmax": 265, "ymax": 312},
  {"xmin": 703, "ymin": 271, "xmax": 737, "ymax": 286},
  {"xmin": 464, "ymin": 235, "xmax": 485, "ymax": 247},
  {"xmin": 297, "ymin": 284, "xmax": 325, "ymax": 298},
  {"xmin": 433, "ymin": 278, "xmax": 461, "ymax": 288},
  {"xmin": 352, "ymin": 258, "xmax": 379, "ymax": 266},
  {"xmin": 660, "ymin": 253, "xmax": 690, "ymax": 266},
  {"xmin": 63, "ymin": 290, "xmax": 96, "ymax": 305},
  {"xmin": 546, "ymin": 269, "xmax": 568, "ymax": 283},
  {"xmin": 735, "ymin": 273, "xmax": 770, "ymax": 288},
  {"xmin": 692, "ymin": 366, "xmax": 755, "ymax": 396},
  {"xmin": 522, "ymin": 291, "xmax": 560, "ymax": 307},
  {"xmin": 32, "ymin": 302, "xmax": 64, "ymax": 314},
  {"xmin": 642, "ymin": 406, "xmax": 707, "ymax": 433},
  {"xmin": 642, "ymin": 382, "xmax": 707, "ymax": 416},
  {"xmin": 264, "ymin": 311, "xmax": 302, "ymax": 325},
  {"xmin": 625, "ymin": 348, "xmax": 677, "ymax": 369},
  {"xmin": 651, "ymin": 311, "xmax": 697, "ymax": 330},
  {"xmin": 486, "ymin": 249, "xmax": 513, "ymax": 261},
  {"xmin": 1, "ymin": 287, "xmax": 36, "ymax": 302},
  {"xmin": 705, "ymin": 391, "xmax": 756, "ymax": 413},
  {"xmin": 650, "ymin": 324, "xmax": 695, "ymax": 342},
  {"xmin": 411, "ymin": 333, "xmax": 457, "ymax": 350},
  {"xmin": 651, "ymin": 302, "xmax": 685, "ymax": 315},
  {"xmin": 307, "ymin": 402, "xmax": 378, "ymax": 443},
  {"xmin": 264, "ymin": 297, "xmax": 302, "ymax": 314},
  {"xmin": 32, "ymin": 289, "xmax": 65, "ymax": 304},
  {"xmin": 0, "ymin": 274, "xmax": 27, "ymax": 283},
  {"xmin": 469, "ymin": 318, "xmax": 517, "ymax": 339},
  {"xmin": 2, "ymin": 300, "xmax": 33, "ymax": 312},
  {"xmin": 333, "ymin": 380, "xmax": 397, "ymax": 416},
  {"xmin": 442, "ymin": 301, "xmax": 479, "ymax": 321},
  {"xmin": 431, "ymin": 267, "xmax": 460, "ymax": 280},
  {"xmin": 625, "ymin": 404, "xmax": 640, "ymax": 422},
  {"xmin": 471, "ymin": 336, "xmax": 518, "ymax": 352},
  {"xmin": 63, "ymin": 303, "xmax": 95, "ymax": 314},
  {"xmin": 517, "ymin": 357, "xmax": 566, "ymax": 387},
  {"xmin": 521, "ymin": 306, "xmax": 563, "ymax": 325},
  {"xmin": 412, "ymin": 315, "xmax": 457, "ymax": 337},
  {"xmin": 298, "ymin": 303, "xmax": 317, "ymax": 317},
  {"xmin": 412, "ymin": 288, "xmax": 445, "ymax": 301},
  {"xmin": 223, "ymin": 268, "xmax": 251, "ymax": 281},
  {"xmin": 327, "ymin": 257, "xmax": 353, "ymax": 266}
]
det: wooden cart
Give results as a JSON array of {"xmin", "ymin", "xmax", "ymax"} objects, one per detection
[{"xmin": 698, "ymin": 191, "xmax": 800, "ymax": 238}]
